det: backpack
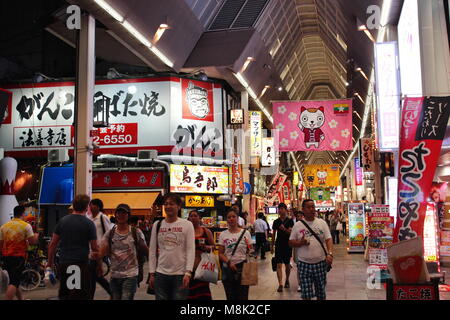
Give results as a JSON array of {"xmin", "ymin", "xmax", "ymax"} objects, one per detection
[{"xmin": 108, "ymin": 226, "xmax": 148, "ymax": 286}]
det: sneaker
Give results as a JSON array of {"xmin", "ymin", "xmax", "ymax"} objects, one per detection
[
  {"xmin": 277, "ymin": 285, "xmax": 283, "ymax": 292},
  {"xmin": 284, "ymin": 281, "xmax": 290, "ymax": 288}
]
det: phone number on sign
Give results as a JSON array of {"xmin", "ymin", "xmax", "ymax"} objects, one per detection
[{"xmin": 93, "ymin": 134, "xmax": 136, "ymax": 145}]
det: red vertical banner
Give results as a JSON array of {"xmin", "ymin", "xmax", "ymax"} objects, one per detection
[{"xmin": 394, "ymin": 96, "xmax": 450, "ymax": 243}]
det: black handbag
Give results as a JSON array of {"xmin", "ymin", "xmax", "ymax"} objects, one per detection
[
  {"xmin": 271, "ymin": 257, "xmax": 277, "ymax": 272},
  {"xmin": 299, "ymin": 220, "xmax": 332, "ymax": 272}
]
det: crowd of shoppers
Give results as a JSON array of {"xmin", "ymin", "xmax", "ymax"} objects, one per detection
[{"xmin": 1, "ymin": 192, "xmax": 339, "ymax": 301}]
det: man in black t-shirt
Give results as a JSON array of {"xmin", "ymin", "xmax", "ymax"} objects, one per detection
[
  {"xmin": 47, "ymin": 194, "xmax": 99, "ymax": 300},
  {"xmin": 271, "ymin": 203, "xmax": 294, "ymax": 292}
]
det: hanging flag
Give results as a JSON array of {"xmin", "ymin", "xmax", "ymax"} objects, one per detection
[
  {"xmin": 354, "ymin": 158, "xmax": 363, "ymax": 186},
  {"xmin": 394, "ymin": 96, "xmax": 450, "ymax": 243},
  {"xmin": 303, "ymin": 164, "xmax": 340, "ymax": 188},
  {"xmin": 361, "ymin": 138, "xmax": 376, "ymax": 172},
  {"xmin": 273, "ymin": 99, "xmax": 353, "ymax": 151},
  {"xmin": 310, "ymin": 188, "xmax": 331, "ymax": 201}
]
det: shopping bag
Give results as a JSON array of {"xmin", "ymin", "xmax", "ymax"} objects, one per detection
[
  {"xmin": 194, "ymin": 252, "xmax": 219, "ymax": 284},
  {"xmin": 241, "ymin": 258, "xmax": 258, "ymax": 286},
  {"xmin": 336, "ymin": 222, "xmax": 343, "ymax": 231}
]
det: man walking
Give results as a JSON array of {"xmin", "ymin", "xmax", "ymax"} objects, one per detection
[
  {"xmin": 149, "ymin": 193, "xmax": 195, "ymax": 300},
  {"xmin": 100, "ymin": 204, "xmax": 148, "ymax": 300},
  {"xmin": 289, "ymin": 199, "xmax": 333, "ymax": 300},
  {"xmin": 87, "ymin": 198, "xmax": 113, "ymax": 299},
  {"xmin": 253, "ymin": 212, "xmax": 268, "ymax": 260},
  {"xmin": 0, "ymin": 205, "xmax": 38, "ymax": 300},
  {"xmin": 47, "ymin": 194, "xmax": 99, "ymax": 300},
  {"xmin": 329, "ymin": 211, "xmax": 340, "ymax": 245},
  {"xmin": 272, "ymin": 203, "xmax": 294, "ymax": 292}
]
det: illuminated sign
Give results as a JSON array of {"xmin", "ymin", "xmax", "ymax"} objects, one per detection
[
  {"xmin": 398, "ymin": 0, "xmax": 423, "ymax": 97},
  {"xmin": 374, "ymin": 42, "xmax": 401, "ymax": 151},
  {"xmin": 261, "ymin": 137, "xmax": 275, "ymax": 166},
  {"xmin": 293, "ymin": 171, "xmax": 299, "ymax": 186},
  {"xmin": 423, "ymin": 203, "xmax": 439, "ymax": 262},
  {"xmin": 230, "ymin": 109, "xmax": 244, "ymax": 124},
  {"xmin": 185, "ymin": 195, "xmax": 215, "ymax": 207},
  {"xmin": 170, "ymin": 165, "xmax": 229, "ymax": 194},
  {"xmin": 348, "ymin": 203, "xmax": 366, "ymax": 253},
  {"xmin": 250, "ymin": 111, "xmax": 262, "ymax": 156}
]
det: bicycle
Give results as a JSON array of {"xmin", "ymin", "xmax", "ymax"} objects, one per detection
[{"xmin": 20, "ymin": 249, "xmax": 46, "ymax": 291}]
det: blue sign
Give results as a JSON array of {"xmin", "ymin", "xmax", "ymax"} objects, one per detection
[{"xmin": 243, "ymin": 182, "xmax": 251, "ymax": 195}]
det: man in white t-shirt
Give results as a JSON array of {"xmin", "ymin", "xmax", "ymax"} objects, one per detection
[
  {"xmin": 289, "ymin": 199, "xmax": 333, "ymax": 300},
  {"xmin": 87, "ymin": 198, "xmax": 113, "ymax": 299},
  {"xmin": 253, "ymin": 212, "xmax": 268, "ymax": 259},
  {"xmin": 149, "ymin": 193, "xmax": 195, "ymax": 300}
]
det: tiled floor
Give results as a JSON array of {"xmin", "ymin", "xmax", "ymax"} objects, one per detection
[{"xmin": 10, "ymin": 238, "xmax": 450, "ymax": 300}]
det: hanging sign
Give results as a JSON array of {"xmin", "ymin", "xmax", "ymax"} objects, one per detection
[
  {"xmin": 265, "ymin": 172, "xmax": 287, "ymax": 205},
  {"xmin": 230, "ymin": 109, "xmax": 244, "ymax": 124},
  {"xmin": 423, "ymin": 203, "xmax": 439, "ymax": 262},
  {"xmin": 261, "ymin": 137, "xmax": 275, "ymax": 166},
  {"xmin": 250, "ymin": 111, "xmax": 262, "ymax": 156},
  {"xmin": 310, "ymin": 188, "xmax": 331, "ymax": 201},
  {"xmin": 348, "ymin": 203, "xmax": 366, "ymax": 253},
  {"xmin": 361, "ymin": 138, "xmax": 376, "ymax": 172},
  {"xmin": 231, "ymin": 153, "xmax": 244, "ymax": 194},
  {"xmin": 354, "ymin": 158, "xmax": 363, "ymax": 186},
  {"xmin": 394, "ymin": 96, "xmax": 450, "ymax": 243},
  {"xmin": 293, "ymin": 171, "xmax": 299, "ymax": 186},
  {"xmin": 170, "ymin": 164, "xmax": 229, "ymax": 194},
  {"xmin": 303, "ymin": 164, "xmax": 340, "ymax": 188},
  {"xmin": 273, "ymin": 99, "xmax": 352, "ymax": 151}
]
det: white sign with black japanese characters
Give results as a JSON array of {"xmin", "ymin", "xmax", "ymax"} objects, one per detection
[{"xmin": 261, "ymin": 137, "xmax": 275, "ymax": 166}]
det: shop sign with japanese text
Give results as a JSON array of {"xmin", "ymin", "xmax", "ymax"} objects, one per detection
[
  {"xmin": 185, "ymin": 195, "xmax": 214, "ymax": 207},
  {"xmin": 0, "ymin": 77, "xmax": 224, "ymax": 158},
  {"xmin": 361, "ymin": 138, "xmax": 376, "ymax": 172},
  {"xmin": 250, "ymin": 111, "xmax": 262, "ymax": 156},
  {"xmin": 231, "ymin": 153, "xmax": 244, "ymax": 194},
  {"xmin": 394, "ymin": 96, "xmax": 450, "ymax": 243},
  {"xmin": 92, "ymin": 170, "xmax": 164, "ymax": 189},
  {"xmin": 170, "ymin": 164, "xmax": 229, "ymax": 194},
  {"xmin": 367, "ymin": 205, "xmax": 393, "ymax": 269}
]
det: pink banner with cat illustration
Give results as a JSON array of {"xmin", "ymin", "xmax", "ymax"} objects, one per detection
[{"xmin": 273, "ymin": 99, "xmax": 353, "ymax": 151}]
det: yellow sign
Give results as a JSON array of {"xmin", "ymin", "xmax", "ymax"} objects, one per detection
[
  {"xmin": 304, "ymin": 164, "xmax": 341, "ymax": 188},
  {"xmin": 293, "ymin": 171, "xmax": 299, "ymax": 186},
  {"xmin": 185, "ymin": 195, "xmax": 215, "ymax": 207}
]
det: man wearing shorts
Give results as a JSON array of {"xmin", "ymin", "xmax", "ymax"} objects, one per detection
[
  {"xmin": 289, "ymin": 199, "xmax": 333, "ymax": 300},
  {"xmin": 271, "ymin": 203, "xmax": 294, "ymax": 292},
  {"xmin": 0, "ymin": 205, "xmax": 38, "ymax": 300}
]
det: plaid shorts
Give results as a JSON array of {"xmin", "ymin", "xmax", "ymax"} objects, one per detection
[{"xmin": 297, "ymin": 260, "xmax": 328, "ymax": 300}]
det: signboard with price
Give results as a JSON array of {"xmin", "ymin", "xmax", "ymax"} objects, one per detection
[
  {"xmin": 367, "ymin": 205, "xmax": 394, "ymax": 269},
  {"xmin": 348, "ymin": 203, "xmax": 366, "ymax": 253}
]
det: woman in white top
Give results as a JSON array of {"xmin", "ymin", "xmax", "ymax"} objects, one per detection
[{"xmin": 218, "ymin": 208, "xmax": 253, "ymax": 300}]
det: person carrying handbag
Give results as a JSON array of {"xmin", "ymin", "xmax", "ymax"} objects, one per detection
[
  {"xmin": 218, "ymin": 208, "xmax": 253, "ymax": 300},
  {"xmin": 289, "ymin": 199, "xmax": 333, "ymax": 300}
]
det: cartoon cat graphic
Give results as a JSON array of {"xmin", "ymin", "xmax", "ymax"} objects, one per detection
[
  {"xmin": 298, "ymin": 106, "xmax": 325, "ymax": 148},
  {"xmin": 317, "ymin": 169, "xmax": 327, "ymax": 185}
]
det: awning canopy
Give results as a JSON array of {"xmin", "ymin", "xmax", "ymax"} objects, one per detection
[{"xmin": 92, "ymin": 192, "xmax": 160, "ymax": 210}]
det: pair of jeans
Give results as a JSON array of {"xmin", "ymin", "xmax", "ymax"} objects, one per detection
[
  {"xmin": 89, "ymin": 259, "xmax": 112, "ymax": 299},
  {"xmin": 110, "ymin": 276, "xmax": 138, "ymax": 300},
  {"xmin": 254, "ymin": 233, "xmax": 267, "ymax": 259},
  {"xmin": 331, "ymin": 230, "xmax": 340, "ymax": 244},
  {"xmin": 154, "ymin": 272, "xmax": 188, "ymax": 300}
]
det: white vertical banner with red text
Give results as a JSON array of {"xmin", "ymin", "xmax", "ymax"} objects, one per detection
[{"xmin": 394, "ymin": 96, "xmax": 450, "ymax": 243}]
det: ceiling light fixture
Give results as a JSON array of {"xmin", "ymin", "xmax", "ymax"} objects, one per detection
[
  {"xmin": 259, "ymin": 85, "xmax": 271, "ymax": 98},
  {"xmin": 94, "ymin": 0, "xmax": 124, "ymax": 22},
  {"xmin": 241, "ymin": 57, "xmax": 255, "ymax": 73},
  {"xmin": 278, "ymin": 86, "xmax": 283, "ymax": 92},
  {"xmin": 356, "ymin": 67, "xmax": 369, "ymax": 81},
  {"xmin": 153, "ymin": 23, "xmax": 170, "ymax": 44}
]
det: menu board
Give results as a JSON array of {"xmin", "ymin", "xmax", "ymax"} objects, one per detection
[
  {"xmin": 348, "ymin": 203, "xmax": 366, "ymax": 253},
  {"xmin": 367, "ymin": 205, "xmax": 394, "ymax": 269}
]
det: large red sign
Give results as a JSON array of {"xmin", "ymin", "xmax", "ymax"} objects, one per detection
[
  {"xmin": 394, "ymin": 96, "xmax": 450, "ymax": 243},
  {"xmin": 92, "ymin": 123, "xmax": 138, "ymax": 146},
  {"xmin": 92, "ymin": 171, "xmax": 163, "ymax": 189}
]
